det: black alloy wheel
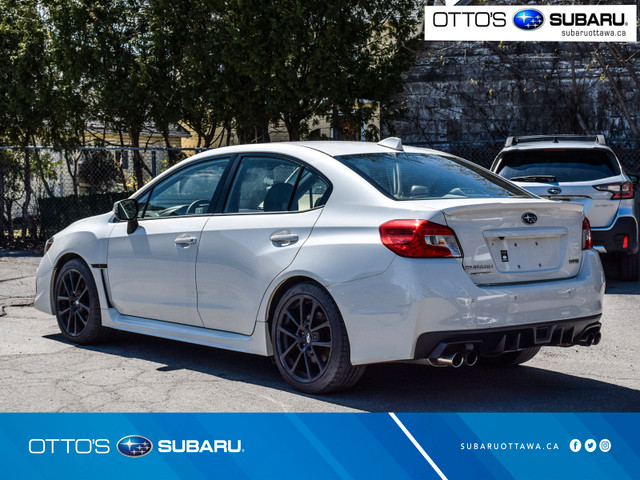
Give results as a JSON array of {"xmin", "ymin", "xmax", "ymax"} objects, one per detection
[
  {"xmin": 276, "ymin": 293, "xmax": 332, "ymax": 383},
  {"xmin": 272, "ymin": 282, "xmax": 365, "ymax": 394},
  {"xmin": 54, "ymin": 258, "xmax": 110, "ymax": 344}
]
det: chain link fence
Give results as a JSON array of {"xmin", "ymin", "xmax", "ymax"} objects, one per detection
[
  {"xmin": 1, "ymin": 140, "xmax": 639, "ymax": 246},
  {"xmin": 0, "ymin": 146, "xmax": 206, "ymax": 245}
]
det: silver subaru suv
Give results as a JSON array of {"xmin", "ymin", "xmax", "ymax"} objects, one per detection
[{"xmin": 491, "ymin": 135, "xmax": 639, "ymax": 280}]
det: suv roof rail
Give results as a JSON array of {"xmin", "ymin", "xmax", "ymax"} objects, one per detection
[{"xmin": 505, "ymin": 134, "xmax": 607, "ymax": 147}]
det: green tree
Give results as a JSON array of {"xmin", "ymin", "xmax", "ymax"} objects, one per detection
[
  {"xmin": 220, "ymin": 0, "xmax": 420, "ymax": 142},
  {"xmin": 47, "ymin": 0, "xmax": 153, "ymax": 188},
  {"xmin": 46, "ymin": 0, "xmax": 98, "ymax": 194},
  {"xmin": 0, "ymin": 150, "xmax": 24, "ymax": 242},
  {"xmin": 0, "ymin": 0, "xmax": 55, "ymax": 236}
]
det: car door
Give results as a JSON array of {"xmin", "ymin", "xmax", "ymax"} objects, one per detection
[
  {"xmin": 107, "ymin": 157, "xmax": 230, "ymax": 326},
  {"xmin": 196, "ymin": 154, "xmax": 330, "ymax": 335}
]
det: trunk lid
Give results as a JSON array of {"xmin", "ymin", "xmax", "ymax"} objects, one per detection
[
  {"xmin": 441, "ymin": 200, "xmax": 584, "ymax": 285},
  {"xmin": 512, "ymin": 179, "xmax": 620, "ymax": 228}
]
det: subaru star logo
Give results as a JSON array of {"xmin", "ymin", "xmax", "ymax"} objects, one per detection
[
  {"xmin": 547, "ymin": 187, "xmax": 562, "ymax": 195},
  {"xmin": 522, "ymin": 212, "xmax": 538, "ymax": 225},
  {"xmin": 117, "ymin": 435, "xmax": 153, "ymax": 457},
  {"xmin": 514, "ymin": 9, "xmax": 544, "ymax": 30}
]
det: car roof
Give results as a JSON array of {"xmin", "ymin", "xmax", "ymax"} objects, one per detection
[
  {"xmin": 137, "ymin": 140, "xmax": 449, "ymax": 198},
  {"xmin": 185, "ymin": 139, "xmax": 445, "ymax": 162},
  {"xmin": 293, "ymin": 140, "xmax": 420, "ymax": 156}
]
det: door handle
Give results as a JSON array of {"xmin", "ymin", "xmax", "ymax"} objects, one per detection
[
  {"xmin": 270, "ymin": 231, "xmax": 299, "ymax": 246},
  {"xmin": 175, "ymin": 234, "xmax": 197, "ymax": 247}
]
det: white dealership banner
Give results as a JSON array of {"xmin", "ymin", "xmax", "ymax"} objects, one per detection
[{"xmin": 424, "ymin": 5, "xmax": 637, "ymax": 42}]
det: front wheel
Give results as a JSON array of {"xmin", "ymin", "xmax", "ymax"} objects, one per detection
[
  {"xmin": 479, "ymin": 347, "xmax": 541, "ymax": 367},
  {"xmin": 271, "ymin": 282, "xmax": 365, "ymax": 394},
  {"xmin": 54, "ymin": 258, "xmax": 110, "ymax": 344}
]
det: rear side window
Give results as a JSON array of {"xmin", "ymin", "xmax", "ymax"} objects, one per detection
[
  {"xmin": 335, "ymin": 152, "xmax": 529, "ymax": 200},
  {"xmin": 224, "ymin": 156, "xmax": 330, "ymax": 213},
  {"xmin": 496, "ymin": 149, "xmax": 619, "ymax": 182}
]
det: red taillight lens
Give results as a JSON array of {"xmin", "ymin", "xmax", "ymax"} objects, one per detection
[
  {"xmin": 379, "ymin": 220, "xmax": 462, "ymax": 258},
  {"xmin": 593, "ymin": 181, "xmax": 633, "ymax": 199},
  {"xmin": 582, "ymin": 217, "xmax": 592, "ymax": 250}
]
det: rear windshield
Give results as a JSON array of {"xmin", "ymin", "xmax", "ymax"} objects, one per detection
[
  {"xmin": 496, "ymin": 149, "xmax": 619, "ymax": 182},
  {"xmin": 335, "ymin": 152, "xmax": 530, "ymax": 200}
]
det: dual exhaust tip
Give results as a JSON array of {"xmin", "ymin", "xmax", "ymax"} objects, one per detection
[
  {"xmin": 580, "ymin": 331, "xmax": 601, "ymax": 347},
  {"xmin": 429, "ymin": 350, "xmax": 478, "ymax": 368},
  {"xmin": 428, "ymin": 326, "xmax": 602, "ymax": 368}
]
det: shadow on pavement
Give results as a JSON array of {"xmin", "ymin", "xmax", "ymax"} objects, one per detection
[
  {"xmin": 0, "ymin": 249, "xmax": 42, "ymax": 258},
  {"xmin": 44, "ymin": 331, "xmax": 639, "ymax": 412}
]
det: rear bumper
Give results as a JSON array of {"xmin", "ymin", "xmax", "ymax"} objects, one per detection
[
  {"xmin": 592, "ymin": 215, "xmax": 638, "ymax": 255},
  {"xmin": 414, "ymin": 315, "xmax": 601, "ymax": 359},
  {"xmin": 329, "ymin": 249, "xmax": 605, "ymax": 365}
]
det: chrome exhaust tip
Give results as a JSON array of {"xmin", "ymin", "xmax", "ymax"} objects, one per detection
[
  {"xmin": 464, "ymin": 351, "xmax": 479, "ymax": 367},
  {"xmin": 593, "ymin": 332, "xmax": 602, "ymax": 345},
  {"xmin": 447, "ymin": 352, "xmax": 464, "ymax": 368},
  {"xmin": 428, "ymin": 352, "xmax": 464, "ymax": 368}
]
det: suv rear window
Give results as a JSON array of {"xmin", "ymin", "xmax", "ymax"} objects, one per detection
[
  {"xmin": 335, "ymin": 152, "xmax": 530, "ymax": 200},
  {"xmin": 496, "ymin": 149, "xmax": 619, "ymax": 182}
]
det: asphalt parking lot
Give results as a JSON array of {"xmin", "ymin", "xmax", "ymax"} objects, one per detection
[{"xmin": 1, "ymin": 250, "xmax": 638, "ymax": 412}]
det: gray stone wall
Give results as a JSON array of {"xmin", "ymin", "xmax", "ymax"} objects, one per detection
[{"xmin": 383, "ymin": 40, "xmax": 640, "ymax": 145}]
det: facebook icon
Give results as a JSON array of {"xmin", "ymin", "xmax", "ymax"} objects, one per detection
[{"xmin": 570, "ymin": 439, "xmax": 582, "ymax": 452}]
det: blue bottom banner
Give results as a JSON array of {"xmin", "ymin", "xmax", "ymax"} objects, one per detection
[{"xmin": 0, "ymin": 413, "xmax": 636, "ymax": 479}]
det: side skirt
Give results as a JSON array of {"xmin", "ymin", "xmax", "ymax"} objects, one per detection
[{"xmin": 101, "ymin": 308, "xmax": 271, "ymax": 356}]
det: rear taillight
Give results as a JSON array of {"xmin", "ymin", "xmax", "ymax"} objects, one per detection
[
  {"xmin": 593, "ymin": 181, "xmax": 633, "ymax": 199},
  {"xmin": 379, "ymin": 220, "xmax": 462, "ymax": 258},
  {"xmin": 582, "ymin": 217, "xmax": 592, "ymax": 250}
]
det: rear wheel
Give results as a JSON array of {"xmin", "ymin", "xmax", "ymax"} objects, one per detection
[
  {"xmin": 618, "ymin": 253, "xmax": 639, "ymax": 281},
  {"xmin": 271, "ymin": 282, "xmax": 365, "ymax": 394},
  {"xmin": 54, "ymin": 259, "xmax": 110, "ymax": 344},
  {"xmin": 479, "ymin": 347, "xmax": 541, "ymax": 367}
]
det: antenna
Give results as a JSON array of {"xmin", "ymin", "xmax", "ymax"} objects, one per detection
[{"xmin": 378, "ymin": 137, "xmax": 404, "ymax": 151}]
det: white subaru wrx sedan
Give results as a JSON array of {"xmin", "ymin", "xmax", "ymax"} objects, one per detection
[{"xmin": 35, "ymin": 139, "xmax": 605, "ymax": 393}]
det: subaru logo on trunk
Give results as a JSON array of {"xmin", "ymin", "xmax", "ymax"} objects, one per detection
[
  {"xmin": 547, "ymin": 187, "xmax": 562, "ymax": 195},
  {"xmin": 522, "ymin": 213, "xmax": 538, "ymax": 225}
]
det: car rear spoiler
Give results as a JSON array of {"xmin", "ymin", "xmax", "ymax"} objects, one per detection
[{"xmin": 504, "ymin": 135, "xmax": 606, "ymax": 147}]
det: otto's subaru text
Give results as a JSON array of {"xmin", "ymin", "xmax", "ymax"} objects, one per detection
[{"xmin": 35, "ymin": 139, "xmax": 605, "ymax": 393}]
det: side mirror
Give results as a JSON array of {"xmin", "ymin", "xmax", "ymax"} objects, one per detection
[
  {"xmin": 113, "ymin": 199, "xmax": 139, "ymax": 234},
  {"xmin": 628, "ymin": 174, "xmax": 639, "ymax": 186}
]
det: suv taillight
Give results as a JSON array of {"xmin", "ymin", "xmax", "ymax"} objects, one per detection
[
  {"xmin": 593, "ymin": 181, "xmax": 633, "ymax": 199},
  {"xmin": 582, "ymin": 217, "xmax": 592, "ymax": 250},
  {"xmin": 379, "ymin": 220, "xmax": 462, "ymax": 258}
]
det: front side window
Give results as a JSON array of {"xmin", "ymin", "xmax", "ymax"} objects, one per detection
[
  {"xmin": 139, "ymin": 157, "xmax": 229, "ymax": 217},
  {"xmin": 224, "ymin": 156, "xmax": 329, "ymax": 213},
  {"xmin": 336, "ymin": 152, "xmax": 530, "ymax": 200}
]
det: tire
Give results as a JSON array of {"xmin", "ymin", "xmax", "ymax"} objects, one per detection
[
  {"xmin": 618, "ymin": 253, "xmax": 639, "ymax": 281},
  {"xmin": 54, "ymin": 258, "xmax": 110, "ymax": 344},
  {"xmin": 271, "ymin": 282, "xmax": 365, "ymax": 394},
  {"xmin": 479, "ymin": 347, "xmax": 541, "ymax": 367}
]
